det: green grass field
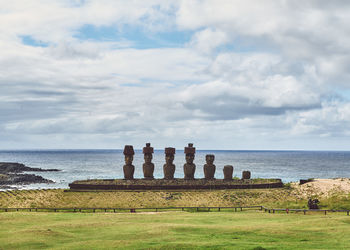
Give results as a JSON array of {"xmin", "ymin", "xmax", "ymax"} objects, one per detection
[
  {"xmin": 1, "ymin": 187, "xmax": 350, "ymax": 249},
  {"xmin": 1, "ymin": 210, "xmax": 350, "ymax": 249}
]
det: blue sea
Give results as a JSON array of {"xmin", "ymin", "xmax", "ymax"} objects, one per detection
[{"xmin": 1, "ymin": 150, "xmax": 350, "ymax": 190}]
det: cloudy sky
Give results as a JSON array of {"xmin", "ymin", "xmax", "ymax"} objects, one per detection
[{"xmin": 1, "ymin": 0, "xmax": 350, "ymax": 150}]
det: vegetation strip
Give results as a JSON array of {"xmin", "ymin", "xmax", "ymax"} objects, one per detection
[
  {"xmin": 0, "ymin": 205, "xmax": 262, "ymax": 213},
  {"xmin": 1, "ymin": 205, "xmax": 349, "ymax": 216}
]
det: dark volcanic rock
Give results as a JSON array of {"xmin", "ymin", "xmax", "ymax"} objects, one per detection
[
  {"xmin": 69, "ymin": 178, "xmax": 284, "ymax": 191},
  {"xmin": 242, "ymin": 170, "xmax": 251, "ymax": 180},
  {"xmin": 0, "ymin": 162, "xmax": 57, "ymax": 188},
  {"xmin": 0, "ymin": 162, "xmax": 60, "ymax": 174},
  {"xmin": 223, "ymin": 165, "xmax": 234, "ymax": 180},
  {"xmin": 0, "ymin": 174, "xmax": 54, "ymax": 185}
]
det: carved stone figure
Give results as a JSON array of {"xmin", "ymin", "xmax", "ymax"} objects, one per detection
[
  {"xmin": 123, "ymin": 145, "xmax": 135, "ymax": 180},
  {"xmin": 242, "ymin": 170, "xmax": 251, "ymax": 180},
  {"xmin": 223, "ymin": 165, "xmax": 233, "ymax": 180},
  {"xmin": 163, "ymin": 147, "xmax": 176, "ymax": 180},
  {"xmin": 203, "ymin": 154, "xmax": 216, "ymax": 179},
  {"xmin": 183, "ymin": 143, "xmax": 196, "ymax": 180},
  {"xmin": 142, "ymin": 143, "xmax": 154, "ymax": 179}
]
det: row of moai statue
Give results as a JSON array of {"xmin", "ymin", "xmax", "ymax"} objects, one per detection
[{"xmin": 122, "ymin": 143, "xmax": 251, "ymax": 180}]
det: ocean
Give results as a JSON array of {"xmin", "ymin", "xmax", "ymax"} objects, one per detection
[{"xmin": 1, "ymin": 150, "xmax": 350, "ymax": 189}]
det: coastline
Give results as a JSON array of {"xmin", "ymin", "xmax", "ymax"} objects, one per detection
[{"xmin": 0, "ymin": 162, "xmax": 59, "ymax": 189}]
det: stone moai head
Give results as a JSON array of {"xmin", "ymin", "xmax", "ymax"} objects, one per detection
[
  {"xmin": 205, "ymin": 154, "xmax": 215, "ymax": 165},
  {"xmin": 143, "ymin": 143, "xmax": 154, "ymax": 163},
  {"xmin": 242, "ymin": 170, "xmax": 251, "ymax": 180},
  {"xmin": 223, "ymin": 165, "xmax": 233, "ymax": 180},
  {"xmin": 184, "ymin": 143, "xmax": 195, "ymax": 164},
  {"xmin": 165, "ymin": 147, "xmax": 175, "ymax": 164},
  {"xmin": 123, "ymin": 145, "xmax": 134, "ymax": 165}
]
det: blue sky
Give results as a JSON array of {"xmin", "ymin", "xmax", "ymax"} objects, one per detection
[
  {"xmin": 75, "ymin": 24, "xmax": 194, "ymax": 49},
  {"xmin": 1, "ymin": 1, "xmax": 350, "ymax": 150}
]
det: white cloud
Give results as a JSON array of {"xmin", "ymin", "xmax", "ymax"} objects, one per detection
[
  {"xmin": 0, "ymin": 0, "xmax": 350, "ymax": 149},
  {"xmin": 187, "ymin": 28, "xmax": 228, "ymax": 54}
]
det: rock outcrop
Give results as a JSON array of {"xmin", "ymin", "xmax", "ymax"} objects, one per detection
[{"xmin": 0, "ymin": 162, "xmax": 58, "ymax": 187}]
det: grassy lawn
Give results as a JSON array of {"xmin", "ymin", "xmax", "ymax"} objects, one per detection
[{"xmin": 0, "ymin": 210, "xmax": 350, "ymax": 249}]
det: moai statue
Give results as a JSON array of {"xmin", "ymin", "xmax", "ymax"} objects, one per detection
[
  {"xmin": 163, "ymin": 147, "xmax": 176, "ymax": 180},
  {"xmin": 242, "ymin": 170, "xmax": 251, "ymax": 180},
  {"xmin": 183, "ymin": 143, "xmax": 196, "ymax": 180},
  {"xmin": 143, "ymin": 143, "xmax": 154, "ymax": 179},
  {"xmin": 123, "ymin": 145, "xmax": 135, "ymax": 180},
  {"xmin": 203, "ymin": 154, "xmax": 216, "ymax": 180},
  {"xmin": 223, "ymin": 165, "xmax": 233, "ymax": 180}
]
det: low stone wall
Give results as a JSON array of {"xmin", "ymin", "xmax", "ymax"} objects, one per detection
[{"xmin": 69, "ymin": 178, "xmax": 283, "ymax": 191}]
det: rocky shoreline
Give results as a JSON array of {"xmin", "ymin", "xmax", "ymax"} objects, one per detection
[{"xmin": 0, "ymin": 162, "xmax": 60, "ymax": 188}]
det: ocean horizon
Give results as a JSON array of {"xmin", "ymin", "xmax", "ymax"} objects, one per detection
[{"xmin": 1, "ymin": 149, "xmax": 350, "ymax": 190}]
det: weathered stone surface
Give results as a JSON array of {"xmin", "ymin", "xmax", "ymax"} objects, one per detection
[
  {"xmin": 223, "ymin": 165, "xmax": 233, "ymax": 180},
  {"xmin": 203, "ymin": 154, "xmax": 216, "ymax": 179},
  {"xmin": 123, "ymin": 145, "xmax": 135, "ymax": 155},
  {"xmin": 142, "ymin": 143, "xmax": 154, "ymax": 154},
  {"xmin": 184, "ymin": 143, "xmax": 196, "ymax": 180},
  {"xmin": 69, "ymin": 178, "xmax": 284, "ymax": 190},
  {"xmin": 123, "ymin": 145, "xmax": 135, "ymax": 180},
  {"xmin": 163, "ymin": 147, "xmax": 176, "ymax": 180},
  {"xmin": 143, "ymin": 143, "xmax": 154, "ymax": 179},
  {"xmin": 242, "ymin": 170, "xmax": 251, "ymax": 180},
  {"xmin": 184, "ymin": 143, "xmax": 195, "ymax": 154},
  {"xmin": 165, "ymin": 147, "xmax": 175, "ymax": 155}
]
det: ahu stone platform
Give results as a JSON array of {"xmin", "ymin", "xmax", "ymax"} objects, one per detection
[{"xmin": 68, "ymin": 178, "xmax": 283, "ymax": 191}]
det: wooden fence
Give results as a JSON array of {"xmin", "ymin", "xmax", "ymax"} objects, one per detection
[
  {"xmin": 0, "ymin": 205, "xmax": 349, "ymax": 215},
  {"xmin": 0, "ymin": 206, "xmax": 261, "ymax": 213},
  {"xmin": 262, "ymin": 207, "xmax": 350, "ymax": 216}
]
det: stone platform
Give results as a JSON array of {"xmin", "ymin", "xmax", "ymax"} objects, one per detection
[{"xmin": 68, "ymin": 178, "xmax": 283, "ymax": 191}]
